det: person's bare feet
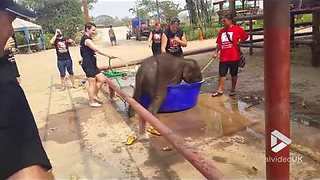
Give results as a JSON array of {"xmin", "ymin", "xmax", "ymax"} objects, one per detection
[{"xmin": 211, "ymin": 91, "xmax": 224, "ymax": 97}]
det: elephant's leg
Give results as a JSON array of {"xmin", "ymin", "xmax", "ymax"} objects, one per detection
[
  {"xmin": 148, "ymin": 87, "xmax": 167, "ymax": 115},
  {"xmin": 128, "ymin": 77, "xmax": 143, "ymax": 118}
]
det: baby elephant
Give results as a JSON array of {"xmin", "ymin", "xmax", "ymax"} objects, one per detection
[{"xmin": 129, "ymin": 54, "xmax": 202, "ymax": 117}]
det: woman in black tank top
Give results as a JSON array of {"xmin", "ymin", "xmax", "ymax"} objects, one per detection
[
  {"xmin": 80, "ymin": 22, "xmax": 115, "ymax": 107},
  {"xmin": 161, "ymin": 17, "xmax": 187, "ymax": 57},
  {"xmin": 148, "ymin": 22, "xmax": 162, "ymax": 56}
]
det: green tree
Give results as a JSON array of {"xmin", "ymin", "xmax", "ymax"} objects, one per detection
[
  {"xmin": 21, "ymin": 0, "xmax": 97, "ymax": 38},
  {"xmin": 186, "ymin": 0, "xmax": 198, "ymax": 25},
  {"xmin": 94, "ymin": 15, "xmax": 126, "ymax": 27},
  {"xmin": 185, "ymin": 0, "xmax": 213, "ymax": 28},
  {"xmin": 133, "ymin": 0, "xmax": 182, "ymax": 21}
]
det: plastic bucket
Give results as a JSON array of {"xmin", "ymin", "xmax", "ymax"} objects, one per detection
[{"xmin": 139, "ymin": 81, "xmax": 203, "ymax": 113}]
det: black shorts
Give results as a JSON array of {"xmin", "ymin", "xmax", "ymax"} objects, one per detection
[
  {"xmin": 152, "ymin": 44, "xmax": 161, "ymax": 56},
  {"xmin": 81, "ymin": 57, "xmax": 100, "ymax": 78},
  {"xmin": 110, "ymin": 37, "xmax": 116, "ymax": 42},
  {"xmin": 219, "ymin": 61, "xmax": 240, "ymax": 77},
  {"xmin": 0, "ymin": 82, "xmax": 52, "ymax": 179}
]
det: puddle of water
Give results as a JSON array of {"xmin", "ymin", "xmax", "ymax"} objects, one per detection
[
  {"xmin": 39, "ymin": 110, "xmax": 80, "ymax": 144},
  {"xmin": 157, "ymin": 94, "xmax": 260, "ymax": 140}
]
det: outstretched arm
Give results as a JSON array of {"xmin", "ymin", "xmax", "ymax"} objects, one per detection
[
  {"xmin": 161, "ymin": 33, "xmax": 168, "ymax": 53},
  {"xmin": 148, "ymin": 32, "xmax": 153, "ymax": 47},
  {"xmin": 67, "ymin": 38, "xmax": 75, "ymax": 45},
  {"xmin": 85, "ymin": 39, "xmax": 112, "ymax": 58}
]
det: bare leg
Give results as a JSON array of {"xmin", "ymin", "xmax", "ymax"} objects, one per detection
[
  {"xmin": 217, "ymin": 76, "xmax": 226, "ymax": 92},
  {"xmin": 69, "ymin": 75, "xmax": 75, "ymax": 88},
  {"xmin": 231, "ymin": 76, "xmax": 238, "ymax": 92},
  {"xmin": 95, "ymin": 80, "xmax": 102, "ymax": 98},
  {"xmin": 8, "ymin": 165, "xmax": 53, "ymax": 180},
  {"xmin": 60, "ymin": 76, "xmax": 65, "ymax": 89},
  {"xmin": 96, "ymin": 73, "xmax": 115, "ymax": 100},
  {"xmin": 87, "ymin": 78, "xmax": 97, "ymax": 104}
]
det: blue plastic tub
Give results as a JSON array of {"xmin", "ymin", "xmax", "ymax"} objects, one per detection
[{"xmin": 139, "ymin": 81, "xmax": 203, "ymax": 113}]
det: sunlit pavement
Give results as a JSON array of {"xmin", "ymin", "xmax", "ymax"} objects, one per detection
[{"xmin": 14, "ymin": 26, "xmax": 320, "ymax": 179}]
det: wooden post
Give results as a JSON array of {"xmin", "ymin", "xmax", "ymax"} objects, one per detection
[
  {"xmin": 312, "ymin": 11, "xmax": 320, "ymax": 67},
  {"xmin": 229, "ymin": 0, "xmax": 236, "ymax": 16},
  {"xmin": 290, "ymin": 14, "xmax": 295, "ymax": 46},
  {"xmin": 219, "ymin": 2, "xmax": 224, "ymax": 22},
  {"xmin": 82, "ymin": 0, "xmax": 90, "ymax": 23},
  {"xmin": 249, "ymin": 19, "xmax": 254, "ymax": 55}
]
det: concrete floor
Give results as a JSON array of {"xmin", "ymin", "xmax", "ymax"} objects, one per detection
[{"xmin": 14, "ymin": 26, "xmax": 320, "ymax": 179}]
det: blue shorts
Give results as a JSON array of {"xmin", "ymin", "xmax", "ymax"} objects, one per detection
[{"xmin": 57, "ymin": 59, "xmax": 74, "ymax": 77}]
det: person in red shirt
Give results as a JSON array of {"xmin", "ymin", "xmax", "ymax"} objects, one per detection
[{"xmin": 212, "ymin": 14, "xmax": 248, "ymax": 97}]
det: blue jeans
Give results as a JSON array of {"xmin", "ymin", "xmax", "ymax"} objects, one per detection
[{"xmin": 57, "ymin": 59, "xmax": 74, "ymax": 77}]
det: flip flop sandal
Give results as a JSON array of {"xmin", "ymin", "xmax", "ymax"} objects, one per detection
[
  {"xmin": 126, "ymin": 135, "xmax": 137, "ymax": 145},
  {"xmin": 211, "ymin": 91, "xmax": 224, "ymax": 97},
  {"xmin": 94, "ymin": 98, "xmax": 103, "ymax": 104},
  {"xmin": 229, "ymin": 91, "xmax": 237, "ymax": 97},
  {"xmin": 147, "ymin": 127, "xmax": 161, "ymax": 136}
]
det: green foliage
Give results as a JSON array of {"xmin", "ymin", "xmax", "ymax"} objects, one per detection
[
  {"xmin": 296, "ymin": 14, "xmax": 313, "ymax": 23},
  {"xmin": 44, "ymin": 32, "xmax": 54, "ymax": 49},
  {"xmin": 182, "ymin": 25, "xmax": 219, "ymax": 41},
  {"xmin": 94, "ymin": 15, "xmax": 128, "ymax": 27},
  {"xmin": 14, "ymin": 32, "xmax": 26, "ymax": 46},
  {"xmin": 21, "ymin": 0, "xmax": 97, "ymax": 39},
  {"xmin": 204, "ymin": 27, "xmax": 218, "ymax": 39},
  {"xmin": 133, "ymin": 0, "xmax": 181, "ymax": 21},
  {"xmin": 185, "ymin": 0, "xmax": 213, "ymax": 28},
  {"xmin": 241, "ymin": 20, "xmax": 263, "ymax": 31}
]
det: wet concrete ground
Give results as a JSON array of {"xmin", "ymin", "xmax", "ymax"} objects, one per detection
[
  {"xmin": 15, "ymin": 26, "xmax": 320, "ymax": 179},
  {"xmin": 87, "ymin": 63, "xmax": 320, "ymax": 179},
  {"xmin": 23, "ymin": 64, "xmax": 320, "ymax": 179},
  {"xmin": 109, "ymin": 79, "xmax": 320, "ymax": 179}
]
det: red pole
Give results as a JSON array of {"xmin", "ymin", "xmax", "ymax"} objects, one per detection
[{"xmin": 264, "ymin": 1, "xmax": 291, "ymax": 180}]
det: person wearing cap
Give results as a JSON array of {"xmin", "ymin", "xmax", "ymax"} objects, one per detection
[
  {"xmin": 108, "ymin": 25, "xmax": 117, "ymax": 46},
  {"xmin": 0, "ymin": 1, "xmax": 52, "ymax": 179},
  {"xmin": 161, "ymin": 17, "xmax": 187, "ymax": 57},
  {"xmin": 50, "ymin": 29, "xmax": 76, "ymax": 90},
  {"xmin": 211, "ymin": 14, "xmax": 248, "ymax": 97},
  {"xmin": 5, "ymin": 35, "xmax": 21, "ymax": 83},
  {"xmin": 148, "ymin": 22, "xmax": 163, "ymax": 56},
  {"xmin": 80, "ymin": 22, "xmax": 115, "ymax": 107}
]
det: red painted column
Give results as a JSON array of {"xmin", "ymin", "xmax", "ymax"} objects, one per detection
[{"xmin": 264, "ymin": 1, "xmax": 291, "ymax": 180}]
